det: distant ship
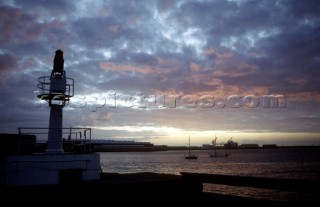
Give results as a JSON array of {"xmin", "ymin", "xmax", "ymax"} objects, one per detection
[
  {"xmin": 224, "ymin": 137, "xmax": 238, "ymax": 148},
  {"xmin": 208, "ymin": 134, "xmax": 230, "ymax": 157}
]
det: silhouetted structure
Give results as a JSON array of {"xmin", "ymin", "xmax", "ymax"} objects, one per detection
[
  {"xmin": 2, "ymin": 50, "xmax": 99, "ymax": 186},
  {"xmin": 0, "ymin": 133, "xmax": 36, "ymax": 155},
  {"xmin": 38, "ymin": 49, "xmax": 74, "ymax": 153},
  {"xmin": 53, "ymin": 49, "xmax": 64, "ymax": 73}
]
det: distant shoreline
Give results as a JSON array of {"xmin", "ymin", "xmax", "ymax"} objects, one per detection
[{"xmin": 92, "ymin": 145, "xmax": 320, "ymax": 152}]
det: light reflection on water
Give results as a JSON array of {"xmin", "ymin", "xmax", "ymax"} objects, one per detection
[
  {"xmin": 100, "ymin": 148, "xmax": 320, "ymax": 180},
  {"xmin": 99, "ymin": 148, "xmax": 320, "ymax": 201}
]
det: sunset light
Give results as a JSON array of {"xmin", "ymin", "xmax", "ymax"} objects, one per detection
[{"xmin": 0, "ymin": 0, "xmax": 319, "ymax": 146}]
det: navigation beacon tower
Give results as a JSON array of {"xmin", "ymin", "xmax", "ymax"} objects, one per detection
[
  {"xmin": 4, "ymin": 50, "xmax": 100, "ymax": 186},
  {"xmin": 37, "ymin": 49, "xmax": 74, "ymax": 153}
]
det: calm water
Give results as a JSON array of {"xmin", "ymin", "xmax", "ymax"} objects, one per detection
[{"xmin": 99, "ymin": 147, "xmax": 320, "ymax": 201}]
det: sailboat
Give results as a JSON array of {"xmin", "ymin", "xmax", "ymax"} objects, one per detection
[
  {"xmin": 185, "ymin": 135, "xmax": 198, "ymax": 159},
  {"xmin": 208, "ymin": 133, "xmax": 230, "ymax": 157}
]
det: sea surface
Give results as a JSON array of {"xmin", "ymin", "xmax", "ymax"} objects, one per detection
[{"xmin": 99, "ymin": 147, "xmax": 320, "ymax": 201}]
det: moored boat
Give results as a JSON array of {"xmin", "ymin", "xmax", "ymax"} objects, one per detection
[{"xmin": 185, "ymin": 135, "xmax": 198, "ymax": 159}]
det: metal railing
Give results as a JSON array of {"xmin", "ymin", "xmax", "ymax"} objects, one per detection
[
  {"xmin": 17, "ymin": 127, "xmax": 93, "ymax": 154},
  {"xmin": 37, "ymin": 75, "xmax": 74, "ymax": 97}
]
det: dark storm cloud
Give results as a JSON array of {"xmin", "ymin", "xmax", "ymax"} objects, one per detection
[
  {"xmin": 173, "ymin": 1, "xmax": 277, "ymax": 43},
  {"xmin": 283, "ymin": 0, "xmax": 320, "ymax": 18},
  {"xmin": 0, "ymin": 53, "xmax": 18, "ymax": 81},
  {"xmin": 72, "ymin": 16, "xmax": 123, "ymax": 47},
  {"xmin": 13, "ymin": 0, "xmax": 75, "ymax": 15},
  {"xmin": 163, "ymin": 0, "xmax": 320, "ymax": 98},
  {"xmin": 0, "ymin": 6, "xmax": 42, "ymax": 47}
]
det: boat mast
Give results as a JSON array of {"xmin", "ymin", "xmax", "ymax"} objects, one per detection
[
  {"xmin": 188, "ymin": 134, "xmax": 191, "ymax": 156},
  {"xmin": 214, "ymin": 133, "xmax": 217, "ymax": 155}
]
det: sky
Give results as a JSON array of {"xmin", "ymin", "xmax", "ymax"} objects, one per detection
[{"xmin": 0, "ymin": 0, "xmax": 320, "ymax": 146}]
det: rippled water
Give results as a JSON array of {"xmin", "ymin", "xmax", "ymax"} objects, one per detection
[{"xmin": 99, "ymin": 147, "xmax": 320, "ymax": 201}]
